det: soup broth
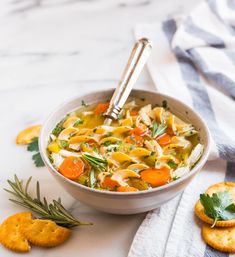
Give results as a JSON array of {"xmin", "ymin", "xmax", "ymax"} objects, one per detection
[{"xmin": 47, "ymin": 98, "xmax": 204, "ymax": 192}]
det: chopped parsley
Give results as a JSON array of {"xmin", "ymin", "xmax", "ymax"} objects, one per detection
[
  {"xmin": 106, "ymin": 132, "xmax": 113, "ymax": 137},
  {"xmin": 52, "ymin": 119, "xmax": 65, "ymax": 137},
  {"xmin": 167, "ymin": 160, "xmax": 178, "ymax": 169},
  {"xmin": 83, "ymin": 142, "xmax": 90, "ymax": 148},
  {"xmin": 74, "ymin": 119, "xmax": 84, "ymax": 126},
  {"xmin": 48, "ymin": 155, "xmax": 54, "ymax": 164},
  {"xmin": 59, "ymin": 140, "xmax": 69, "ymax": 149},
  {"xmin": 93, "ymin": 146, "xmax": 98, "ymax": 153},
  {"xmin": 101, "ymin": 141, "xmax": 113, "ymax": 147}
]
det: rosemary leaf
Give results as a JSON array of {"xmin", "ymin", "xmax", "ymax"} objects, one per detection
[
  {"xmin": 5, "ymin": 175, "xmax": 92, "ymax": 228},
  {"xmin": 89, "ymin": 169, "xmax": 96, "ymax": 188},
  {"xmin": 151, "ymin": 120, "xmax": 168, "ymax": 138},
  {"xmin": 151, "ymin": 120, "xmax": 158, "ymax": 138},
  {"xmin": 82, "ymin": 153, "xmax": 107, "ymax": 171}
]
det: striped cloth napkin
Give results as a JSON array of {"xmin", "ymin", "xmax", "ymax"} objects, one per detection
[{"xmin": 128, "ymin": 0, "xmax": 235, "ymax": 256}]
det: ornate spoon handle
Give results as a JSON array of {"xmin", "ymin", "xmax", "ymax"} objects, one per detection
[{"xmin": 104, "ymin": 38, "xmax": 152, "ymax": 125}]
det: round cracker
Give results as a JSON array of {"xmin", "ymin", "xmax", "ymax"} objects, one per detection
[
  {"xmin": 195, "ymin": 182, "xmax": 235, "ymax": 227},
  {"xmin": 21, "ymin": 219, "xmax": 71, "ymax": 247},
  {"xmin": 16, "ymin": 125, "xmax": 41, "ymax": 144},
  {"xmin": 0, "ymin": 212, "xmax": 31, "ymax": 252},
  {"xmin": 206, "ymin": 182, "xmax": 235, "ymax": 197},
  {"xmin": 202, "ymin": 224, "xmax": 235, "ymax": 253}
]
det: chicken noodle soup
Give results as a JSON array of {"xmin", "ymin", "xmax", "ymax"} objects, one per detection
[{"xmin": 47, "ymin": 99, "xmax": 204, "ymax": 192}]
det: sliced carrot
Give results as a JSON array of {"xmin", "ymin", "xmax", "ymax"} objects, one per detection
[
  {"xmin": 59, "ymin": 156, "xmax": 84, "ymax": 180},
  {"xmin": 102, "ymin": 176, "xmax": 120, "ymax": 190},
  {"xmin": 141, "ymin": 167, "xmax": 171, "ymax": 187},
  {"xmin": 132, "ymin": 125, "xmax": 147, "ymax": 136},
  {"xmin": 156, "ymin": 133, "xmax": 171, "ymax": 146},
  {"xmin": 94, "ymin": 103, "xmax": 109, "ymax": 115},
  {"xmin": 130, "ymin": 110, "xmax": 139, "ymax": 116},
  {"xmin": 125, "ymin": 134, "xmax": 144, "ymax": 147},
  {"xmin": 117, "ymin": 186, "xmax": 138, "ymax": 192}
]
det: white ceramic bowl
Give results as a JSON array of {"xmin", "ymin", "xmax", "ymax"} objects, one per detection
[{"xmin": 39, "ymin": 89, "xmax": 210, "ymax": 214}]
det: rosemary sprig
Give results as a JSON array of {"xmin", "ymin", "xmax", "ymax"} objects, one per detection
[
  {"xmin": 82, "ymin": 153, "xmax": 107, "ymax": 171},
  {"xmin": 5, "ymin": 175, "xmax": 92, "ymax": 228},
  {"xmin": 151, "ymin": 120, "xmax": 168, "ymax": 138}
]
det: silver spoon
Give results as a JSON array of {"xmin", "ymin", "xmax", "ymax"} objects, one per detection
[{"xmin": 103, "ymin": 38, "xmax": 152, "ymax": 125}]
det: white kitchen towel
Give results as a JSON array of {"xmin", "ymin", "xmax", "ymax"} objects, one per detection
[{"xmin": 129, "ymin": 0, "xmax": 235, "ymax": 256}]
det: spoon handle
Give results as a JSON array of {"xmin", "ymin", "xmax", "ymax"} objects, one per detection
[{"xmin": 104, "ymin": 38, "xmax": 152, "ymax": 122}]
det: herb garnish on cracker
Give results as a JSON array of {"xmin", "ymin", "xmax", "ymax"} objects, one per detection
[
  {"xmin": 200, "ymin": 191, "xmax": 235, "ymax": 227},
  {"xmin": 199, "ymin": 183, "xmax": 235, "ymax": 227},
  {"xmin": 195, "ymin": 182, "xmax": 235, "ymax": 253}
]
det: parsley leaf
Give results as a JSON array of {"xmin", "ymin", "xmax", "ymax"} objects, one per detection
[
  {"xmin": 27, "ymin": 137, "xmax": 45, "ymax": 168},
  {"xmin": 226, "ymin": 203, "xmax": 235, "ymax": 212},
  {"xmin": 167, "ymin": 160, "xmax": 178, "ymax": 169},
  {"xmin": 27, "ymin": 137, "xmax": 39, "ymax": 152},
  {"xmin": 101, "ymin": 141, "xmax": 113, "ymax": 147},
  {"xmin": 32, "ymin": 152, "xmax": 45, "ymax": 167},
  {"xmin": 74, "ymin": 119, "xmax": 84, "ymax": 126},
  {"xmin": 59, "ymin": 140, "xmax": 69, "ymax": 148},
  {"xmin": 106, "ymin": 132, "xmax": 113, "ymax": 137},
  {"xmin": 200, "ymin": 191, "xmax": 235, "ymax": 227},
  {"xmin": 151, "ymin": 120, "xmax": 168, "ymax": 138}
]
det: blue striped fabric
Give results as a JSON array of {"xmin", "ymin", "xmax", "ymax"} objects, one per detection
[
  {"xmin": 130, "ymin": 1, "xmax": 235, "ymax": 256},
  {"xmin": 162, "ymin": 1, "xmax": 235, "ymax": 253},
  {"xmin": 163, "ymin": 1, "xmax": 235, "ymax": 256},
  {"xmin": 163, "ymin": 17, "xmax": 235, "ymax": 162}
]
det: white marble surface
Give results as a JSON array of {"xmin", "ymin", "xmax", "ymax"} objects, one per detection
[{"xmin": 0, "ymin": 0, "xmax": 197, "ymax": 256}]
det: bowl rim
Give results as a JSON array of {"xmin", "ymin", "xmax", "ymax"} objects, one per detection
[{"xmin": 39, "ymin": 88, "xmax": 211, "ymax": 196}]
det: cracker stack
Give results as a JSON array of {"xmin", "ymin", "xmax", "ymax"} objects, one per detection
[{"xmin": 195, "ymin": 182, "xmax": 235, "ymax": 253}]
